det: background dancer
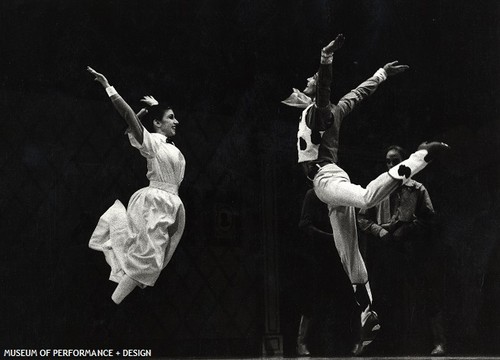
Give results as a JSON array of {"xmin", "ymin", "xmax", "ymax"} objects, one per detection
[
  {"xmin": 358, "ymin": 145, "xmax": 447, "ymax": 355},
  {"xmin": 295, "ymin": 188, "xmax": 334, "ymax": 356}
]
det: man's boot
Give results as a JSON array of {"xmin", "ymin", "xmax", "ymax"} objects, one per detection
[
  {"xmin": 351, "ymin": 282, "xmax": 381, "ymax": 356},
  {"xmin": 388, "ymin": 141, "xmax": 450, "ymax": 184}
]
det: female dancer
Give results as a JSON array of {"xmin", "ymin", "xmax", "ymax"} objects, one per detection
[{"xmin": 87, "ymin": 66, "xmax": 186, "ymax": 304}]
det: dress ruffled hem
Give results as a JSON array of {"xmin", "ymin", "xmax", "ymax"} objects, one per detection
[{"xmin": 89, "ymin": 200, "xmax": 145, "ymax": 288}]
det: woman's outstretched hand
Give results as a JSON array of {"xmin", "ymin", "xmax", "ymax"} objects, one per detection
[{"xmin": 87, "ymin": 66, "xmax": 110, "ymax": 88}]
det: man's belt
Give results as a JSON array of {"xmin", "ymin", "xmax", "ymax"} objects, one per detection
[{"xmin": 307, "ymin": 163, "xmax": 324, "ymax": 181}]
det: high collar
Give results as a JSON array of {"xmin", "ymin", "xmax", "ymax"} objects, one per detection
[{"xmin": 153, "ymin": 132, "xmax": 174, "ymax": 144}]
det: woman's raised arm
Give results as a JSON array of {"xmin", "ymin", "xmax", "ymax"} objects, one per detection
[{"xmin": 87, "ymin": 66, "xmax": 144, "ymax": 144}]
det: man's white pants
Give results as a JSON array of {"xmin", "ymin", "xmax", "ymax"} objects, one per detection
[{"xmin": 313, "ymin": 163, "xmax": 400, "ymax": 284}]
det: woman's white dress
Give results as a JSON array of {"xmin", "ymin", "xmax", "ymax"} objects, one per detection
[{"xmin": 89, "ymin": 128, "xmax": 186, "ymax": 287}]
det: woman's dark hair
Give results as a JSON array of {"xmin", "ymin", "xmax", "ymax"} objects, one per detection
[
  {"xmin": 385, "ymin": 145, "xmax": 408, "ymax": 160},
  {"xmin": 141, "ymin": 104, "xmax": 173, "ymax": 132}
]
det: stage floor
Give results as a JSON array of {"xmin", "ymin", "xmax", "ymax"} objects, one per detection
[{"xmin": 171, "ymin": 357, "xmax": 500, "ymax": 360}]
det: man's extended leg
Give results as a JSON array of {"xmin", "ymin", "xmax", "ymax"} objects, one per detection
[
  {"xmin": 314, "ymin": 164, "xmax": 399, "ymax": 209},
  {"xmin": 314, "ymin": 143, "xmax": 449, "ymax": 209}
]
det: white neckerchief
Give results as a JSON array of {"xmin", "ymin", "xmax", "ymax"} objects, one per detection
[{"xmin": 281, "ymin": 88, "xmax": 313, "ymax": 109}]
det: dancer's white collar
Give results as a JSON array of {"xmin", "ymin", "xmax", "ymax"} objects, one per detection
[{"xmin": 281, "ymin": 88, "xmax": 312, "ymax": 109}]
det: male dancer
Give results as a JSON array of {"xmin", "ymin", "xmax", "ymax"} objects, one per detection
[
  {"xmin": 282, "ymin": 34, "xmax": 449, "ymax": 355},
  {"xmin": 358, "ymin": 145, "xmax": 447, "ymax": 355}
]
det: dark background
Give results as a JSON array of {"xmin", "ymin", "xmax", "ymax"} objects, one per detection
[{"xmin": 0, "ymin": 0, "xmax": 499, "ymax": 357}]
